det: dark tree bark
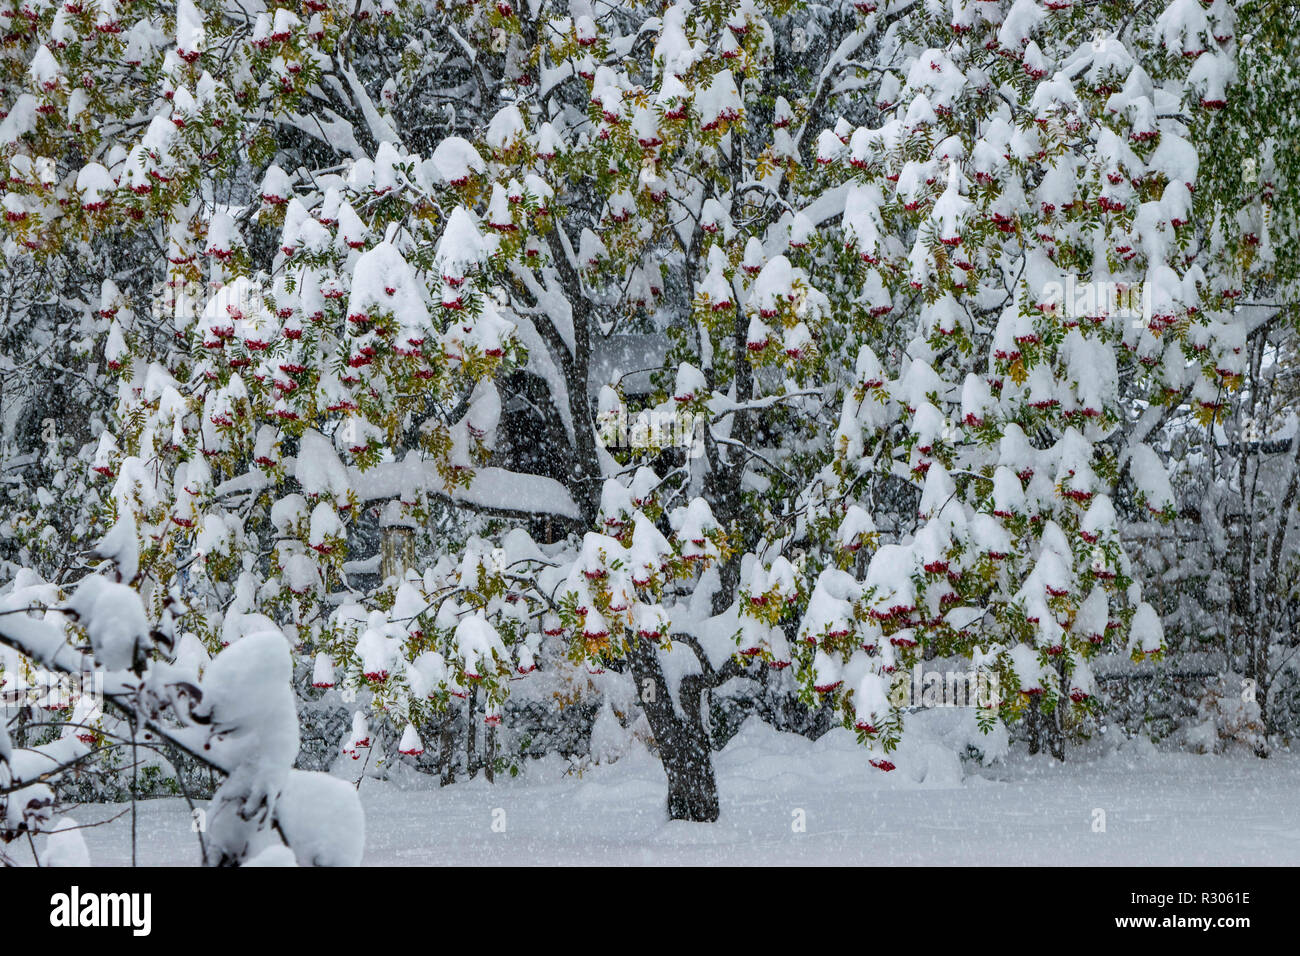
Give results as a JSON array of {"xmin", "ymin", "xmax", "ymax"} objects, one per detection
[
  {"xmin": 661, "ymin": 737, "xmax": 720, "ymax": 822},
  {"xmin": 1048, "ymin": 663, "xmax": 1066, "ymax": 761},
  {"xmin": 625, "ymin": 635, "xmax": 720, "ymax": 821},
  {"xmin": 439, "ymin": 718, "xmax": 455, "ymax": 786},
  {"xmin": 625, "ymin": 634, "xmax": 754, "ymax": 821},
  {"xmin": 465, "ymin": 686, "xmax": 478, "ymax": 777},
  {"xmin": 1026, "ymin": 695, "xmax": 1042, "ymax": 756}
]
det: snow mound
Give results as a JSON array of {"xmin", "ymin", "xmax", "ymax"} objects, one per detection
[{"xmin": 276, "ymin": 770, "xmax": 366, "ymax": 866}]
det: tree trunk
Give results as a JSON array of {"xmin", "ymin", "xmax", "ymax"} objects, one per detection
[
  {"xmin": 439, "ymin": 718, "xmax": 455, "ymax": 786},
  {"xmin": 1048, "ymin": 664, "xmax": 1066, "ymax": 761},
  {"xmin": 626, "ymin": 635, "xmax": 720, "ymax": 822},
  {"xmin": 661, "ymin": 735, "xmax": 719, "ymax": 822},
  {"xmin": 466, "ymin": 688, "xmax": 480, "ymax": 777},
  {"xmin": 1247, "ymin": 615, "xmax": 1272, "ymax": 756}
]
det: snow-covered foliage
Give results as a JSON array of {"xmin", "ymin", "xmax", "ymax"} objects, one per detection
[
  {"xmin": 0, "ymin": 536, "xmax": 362, "ymax": 865},
  {"xmin": 0, "ymin": 0, "xmax": 1296, "ymax": 839}
]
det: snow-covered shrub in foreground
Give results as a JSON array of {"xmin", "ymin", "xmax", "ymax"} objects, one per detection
[{"xmin": 0, "ymin": 534, "xmax": 362, "ymax": 866}]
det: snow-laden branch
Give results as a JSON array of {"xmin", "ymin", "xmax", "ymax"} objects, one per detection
[
  {"xmin": 213, "ymin": 456, "xmax": 582, "ymax": 520},
  {"xmin": 338, "ymin": 59, "xmax": 402, "ymax": 148},
  {"xmin": 354, "ymin": 458, "xmax": 583, "ymax": 519}
]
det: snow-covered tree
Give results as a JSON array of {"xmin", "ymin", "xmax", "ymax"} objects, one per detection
[
  {"xmin": 1140, "ymin": 0, "xmax": 1300, "ymax": 746},
  {"xmin": 0, "ymin": 0, "xmax": 1271, "ymax": 826}
]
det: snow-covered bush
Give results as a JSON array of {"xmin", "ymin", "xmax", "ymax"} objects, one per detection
[{"xmin": 0, "ymin": 532, "xmax": 363, "ymax": 865}]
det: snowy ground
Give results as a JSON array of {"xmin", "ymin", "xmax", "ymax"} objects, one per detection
[{"xmin": 77, "ymin": 720, "xmax": 1300, "ymax": 865}]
